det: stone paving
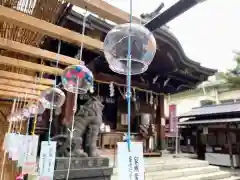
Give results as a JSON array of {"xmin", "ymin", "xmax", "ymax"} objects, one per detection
[{"xmin": 100, "ymin": 150, "xmax": 240, "ymax": 179}]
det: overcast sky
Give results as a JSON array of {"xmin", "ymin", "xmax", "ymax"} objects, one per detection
[{"xmin": 103, "ymin": 0, "xmax": 240, "ymax": 72}]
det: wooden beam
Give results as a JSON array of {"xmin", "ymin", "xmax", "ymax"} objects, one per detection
[
  {"xmin": 0, "ymin": 55, "xmax": 63, "ymax": 75},
  {"xmin": 0, "ymin": 5, "xmax": 103, "ymax": 50},
  {"xmin": 68, "ymin": 0, "xmax": 137, "ymax": 24},
  {"xmin": 0, "ymin": 90, "xmax": 38, "ymax": 100},
  {"xmin": 0, "ymin": 70, "xmax": 53, "ymax": 85},
  {"xmin": 95, "ymin": 73, "xmax": 149, "ymax": 89},
  {"xmin": 0, "ymin": 56, "xmax": 148, "ymax": 90},
  {"xmin": 0, "ymin": 85, "xmax": 40, "ymax": 96},
  {"xmin": 0, "ymin": 37, "xmax": 79, "ymax": 65},
  {"xmin": 0, "ymin": 78, "xmax": 50, "ymax": 91}
]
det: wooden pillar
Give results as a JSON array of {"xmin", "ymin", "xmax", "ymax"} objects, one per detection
[
  {"xmin": 226, "ymin": 124, "xmax": 234, "ymax": 169},
  {"xmin": 156, "ymin": 95, "xmax": 165, "ymax": 150}
]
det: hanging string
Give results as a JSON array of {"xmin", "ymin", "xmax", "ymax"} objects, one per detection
[
  {"xmin": 66, "ymin": 10, "xmax": 88, "ymax": 180},
  {"xmin": 31, "ymin": 60, "xmax": 45, "ymax": 135},
  {"xmin": 126, "ymin": 0, "xmax": 133, "ymax": 151},
  {"xmin": 12, "ymin": 97, "xmax": 21, "ymax": 133},
  {"xmin": 18, "ymin": 93, "xmax": 27, "ymax": 134},
  {"xmin": 26, "ymin": 76, "xmax": 38, "ymax": 135},
  {"xmin": 48, "ymin": 40, "xmax": 62, "ymax": 143},
  {"xmin": 0, "ymin": 99, "xmax": 17, "ymax": 180},
  {"xmin": 15, "ymin": 97, "xmax": 22, "ymax": 133}
]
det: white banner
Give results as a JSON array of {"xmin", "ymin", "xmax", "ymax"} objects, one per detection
[
  {"xmin": 117, "ymin": 142, "xmax": 144, "ymax": 180},
  {"xmin": 38, "ymin": 141, "xmax": 57, "ymax": 180}
]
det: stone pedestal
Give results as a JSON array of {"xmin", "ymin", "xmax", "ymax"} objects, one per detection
[{"xmin": 54, "ymin": 157, "xmax": 113, "ymax": 180}]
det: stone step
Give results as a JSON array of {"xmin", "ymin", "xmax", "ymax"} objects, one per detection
[
  {"xmin": 111, "ymin": 166, "xmax": 220, "ymax": 180},
  {"xmin": 145, "ymin": 160, "xmax": 208, "ymax": 172},
  {"xmin": 165, "ymin": 171, "xmax": 231, "ymax": 180},
  {"xmin": 112, "ymin": 160, "xmax": 209, "ymax": 174},
  {"xmin": 147, "ymin": 166, "xmax": 219, "ymax": 180}
]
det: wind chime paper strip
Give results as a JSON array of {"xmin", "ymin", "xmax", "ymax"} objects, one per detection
[
  {"xmin": 117, "ymin": 142, "xmax": 144, "ymax": 180},
  {"xmin": 2, "ymin": 133, "xmax": 10, "ymax": 151},
  {"xmin": 38, "ymin": 141, "xmax": 57, "ymax": 180},
  {"xmin": 22, "ymin": 135, "xmax": 39, "ymax": 174},
  {"xmin": 8, "ymin": 133, "xmax": 18, "ymax": 159},
  {"xmin": 11, "ymin": 134, "xmax": 24, "ymax": 161},
  {"xmin": 18, "ymin": 135, "xmax": 30, "ymax": 167}
]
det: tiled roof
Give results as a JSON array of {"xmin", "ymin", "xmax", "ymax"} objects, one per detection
[
  {"xmin": 179, "ymin": 103, "xmax": 240, "ymax": 118},
  {"xmin": 178, "ymin": 118, "xmax": 240, "ymax": 125}
]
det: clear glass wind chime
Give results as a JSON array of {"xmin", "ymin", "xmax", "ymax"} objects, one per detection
[
  {"xmin": 103, "ymin": 0, "xmax": 157, "ymax": 149},
  {"xmin": 39, "ymin": 41, "xmax": 66, "ymax": 110}
]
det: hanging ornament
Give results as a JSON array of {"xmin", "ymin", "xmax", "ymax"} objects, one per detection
[
  {"xmin": 149, "ymin": 92, "xmax": 153, "ymax": 105},
  {"xmin": 55, "ymin": 107, "xmax": 62, "ymax": 116},
  {"xmin": 132, "ymin": 88, "xmax": 136, "ymax": 101},
  {"xmin": 109, "ymin": 82, "xmax": 115, "ymax": 97},
  {"xmin": 89, "ymin": 85, "xmax": 94, "ymax": 94},
  {"xmin": 61, "ymin": 64, "xmax": 94, "ymax": 94},
  {"xmin": 146, "ymin": 92, "xmax": 149, "ymax": 104},
  {"xmin": 104, "ymin": 23, "xmax": 156, "ymax": 75},
  {"xmin": 15, "ymin": 111, "xmax": 23, "ymax": 121},
  {"xmin": 28, "ymin": 101, "xmax": 45, "ymax": 115},
  {"xmin": 154, "ymin": 95, "xmax": 157, "ymax": 110},
  {"xmin": 118, "ymin": 87, "xmax": 126, "ymax": 99},
  {"xmin": 22, "ymin": 107, "xmax": 30, "ymax": 118},
  {"xmin": 39, "ymin": 87, "xmax": 66, "ymax": 109},
  {"xmin": 135, "ymin": 96, "xmax": 141, "ymax": 112}
]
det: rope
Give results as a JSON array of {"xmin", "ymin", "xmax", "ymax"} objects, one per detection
[
  {"xmin": 27, "ymin": 76, "xmax": 38, "ymax": 135},
  {"xmin": 66, "ymin": 9, "xmax": 88, "ymax": 180},
  {"xmin": 126, "ymin": 0, "xmax": 133, "ymax": 151},
  {"xmin": 48, "ymin": 40, "xmax": 61, "ymax": 144},
  {"xmin": 31, "ymin": 60, "xmax": 45, "ymax": 135},
  {"xmin": 94, "ymin": 79, "xmax": 164, "ymax": 95},
  {"xmin": 18, "ymin": 93, "xmax": 27, "ymax": 134}
]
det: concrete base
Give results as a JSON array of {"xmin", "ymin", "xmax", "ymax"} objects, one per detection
[{"xmin": 54, "ymin": 157, "xmax": 113, "ymax": 180}]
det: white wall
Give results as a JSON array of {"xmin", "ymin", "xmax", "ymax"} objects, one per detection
[
  {"xmin": 218, "ymin": 90, "xmax": 240, "ymax": 101},
  {"xmin": 164, "ymin": 88, "xmax": 240, "ymax": 119}
]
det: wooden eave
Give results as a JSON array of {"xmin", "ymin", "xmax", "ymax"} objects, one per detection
[
  {"xmin": 0, "ymin": 0, "xmax": 216, "ymax": 97},
  {"xmin": 64, "ymin": 10, "xmax": 216, "ymax": 79},
  {"xmin": 66, "ymin": 0, "xmax": 216, "ymax": 76}
]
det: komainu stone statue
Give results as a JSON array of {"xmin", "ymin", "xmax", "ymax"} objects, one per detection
[{"xmin": 52, "ymin": 93, "xmax": 104, "ymax": 158}]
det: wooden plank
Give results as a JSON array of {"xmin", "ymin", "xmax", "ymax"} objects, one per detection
[
  {"xmin": 0, "ymin": 85, "xmax": 40, "ymax": 96},
  {"xmin": 68, "ymin": 0, "xmax": 138, "ymax": 24},
  {"xmin": 0, "ymin": 37, "xmax": 79, "ymax": 65},
  {"xmin": 0, "ymin": 70, "xmax": 53, "ymax": 85},
  {"xmin": 0, "ymin": 90, "xmax": 38, "ymax": 100},
  {"xmin": 0, "ymin": 78, "xmax": 50, "ymax": 91},
  {"xmin": 0, "ymin": 55, "xmax": 63, "ymax": 75},
  {"xmin": 0, "ymin": 5, "xmax": 103, "ymax": 50}
]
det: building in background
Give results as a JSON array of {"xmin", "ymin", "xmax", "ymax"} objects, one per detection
[{"xmin": 164, "ymin": 79, "xmax": 240, "ymax": 120}]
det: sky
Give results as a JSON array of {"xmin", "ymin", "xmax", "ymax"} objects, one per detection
[{"xmin": 103, "ymin": 0, "xmax": 240, "ymax": 72}]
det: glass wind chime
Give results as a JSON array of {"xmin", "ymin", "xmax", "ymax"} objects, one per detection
[
  {"xmin": 103, "ymin": 0, "xmax": 157, "ymax": 150},
  {"xmin": 61, "ymin": 12, "xmax": 94, "ymax": 95}
]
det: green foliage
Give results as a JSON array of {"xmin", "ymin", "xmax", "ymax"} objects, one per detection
[{"xmin": 222, "ymin": 55, "xmax": 240, "ymax": 88}]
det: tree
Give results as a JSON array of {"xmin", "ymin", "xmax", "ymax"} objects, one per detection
[{"xmin": 221, "ymin": 55, "xmax": 240, "ymax": 88}]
